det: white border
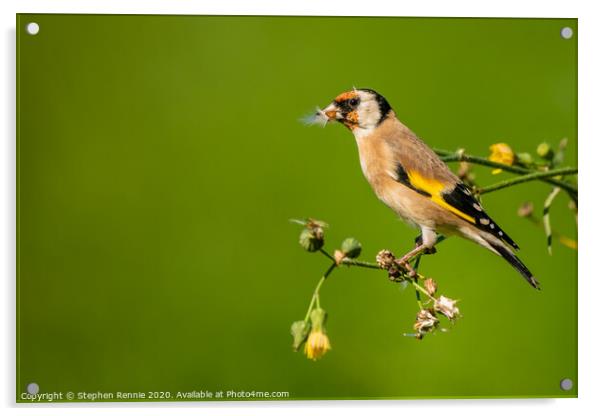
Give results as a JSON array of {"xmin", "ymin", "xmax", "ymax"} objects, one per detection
[{"xmin": 2, "ymin": 1, "xmax": 601, "ymax": 415}]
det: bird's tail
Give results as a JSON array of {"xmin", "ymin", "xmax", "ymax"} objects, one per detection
[{"xmin": 487, "ymin": 239, "xmax": 540, "ymax": 290}]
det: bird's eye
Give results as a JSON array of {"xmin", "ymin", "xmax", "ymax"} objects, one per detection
[{"xmin": 349, "ymin": 98, "xmax": 359, "ymax": 107}]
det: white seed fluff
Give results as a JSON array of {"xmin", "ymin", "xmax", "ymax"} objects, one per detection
[{"xmin": 301, "ymin": 107, "xmax": 329, "ymax": 127}]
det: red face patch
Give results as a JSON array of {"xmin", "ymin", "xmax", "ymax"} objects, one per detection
[
  {"xmin": 342, "ymin": 110, "xmax": 359, "ymax": 130},
  {"xmin": 334, "ymin": 91, "xmax": 358, "ymax": 103}
]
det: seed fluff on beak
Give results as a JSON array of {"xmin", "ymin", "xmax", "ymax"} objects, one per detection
[{"xmin": 301, "ymin": 107, "xmax": 330, "ymax": 127}]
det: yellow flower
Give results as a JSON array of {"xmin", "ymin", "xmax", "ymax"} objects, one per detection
[
  {"xmin": 558, "ymin": 236, "xmax": 578, "ymax": 250},
  {"xmin": 488, "ymin": 143, "xmax": 515, "ymax": 174},
  {"xmin": 304, "ymin": 329, "xmax": 331, "ymax": 360},
  {"xmin": 304, "ymin": 308, "xmax": 331, "ymax": 360}
]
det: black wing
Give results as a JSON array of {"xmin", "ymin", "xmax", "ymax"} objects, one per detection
[{"xmin": 442, "ymin": 183, "xmax": 519, "ymax": 250}]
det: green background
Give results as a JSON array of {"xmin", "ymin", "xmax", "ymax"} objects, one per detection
[{"xmin": 17, "ymin": 15, "xmax": 577, "ymax": 401}]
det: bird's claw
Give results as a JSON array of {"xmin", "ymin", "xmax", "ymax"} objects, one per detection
[
  {"xmin": 395, "ymin": 259, "xmax": 417, "ymax": 277},
  {"xmin": 423, "ymin": 246, "xmax": 437, "ymax": 255},
  {"xmin": 414, "ymin": 236, "xmax": 437, "ymax": 255}
]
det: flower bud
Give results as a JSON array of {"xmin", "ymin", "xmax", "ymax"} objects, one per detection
[
  {"xmin": 299, "ymin": 227, "xmax": 324, "ymax": 252},
  {"xmin": 310, "ymin": 307, "xmax": 327, "ymax": 331},
  {"xmin": 516, "ymin": 152, "xmax": 533, "ymax": 165},
  {"xmin": 341, "ymin": 237, "xmax": 362, "ymax": 259},
  {"xmin": 568, "ymin": 200, "xmax": 577, "ymax": 212},
  {"xmin": 457, "ymin": 162, "xmax": 471, "ymax": 179},
  {"xmin": 537, "ymin": 142, "xmax": 554, "ymax": 160},
  {"xmin": 517, "ymin": 202, "xmax": 534, "ymax": 218},
  {"xmin": 290, "ymin": 320, "xmax": 311, "ymax": 351},
  {"xmin": 424, "ymin": 278, "xmax": 438, "ymax": 296}
]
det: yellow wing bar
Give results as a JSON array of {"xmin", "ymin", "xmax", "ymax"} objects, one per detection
[{"xmin": 407, "ymin": 170, "xmax": 476, "ymax": 224}]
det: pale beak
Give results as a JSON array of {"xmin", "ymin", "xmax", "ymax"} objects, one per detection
[{"xmin": 321, "ymin": 103, "xmax": 342, "ymax": 121}]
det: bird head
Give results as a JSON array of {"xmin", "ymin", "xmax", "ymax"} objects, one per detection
[{"xmin": 312, "ymin": 88, "xmax": 392, "ymax": 133}]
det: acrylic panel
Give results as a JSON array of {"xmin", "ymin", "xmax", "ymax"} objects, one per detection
[{"xmin": 17, "ymin": 14, "xmax": 577, "ymax": 402}]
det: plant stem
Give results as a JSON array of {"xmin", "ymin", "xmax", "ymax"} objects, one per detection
[
  {"xmin": 319, "ymin": 248, "xmax": 335, "ymax": 262},
  {"xmin": 412, "ymin": 256, "xmax": 424, "ymax": 309},
  {"xmin": 340, "ymin": 235, "xmax": 447, "ymax": 273},
  {"xmin": 434, "ymin": 148, "xmax": 578, "ymax": 199},
  {"xmin": 340, "ymin": 259, "xmax": 381, "ymax": 269},
  {"xmin": 435, "ymin": 149, "xmax": 538, "ymax": 172},
  {"xmin": 411, "ymin": 280, "xmax": 437, "ymax": 302},
  {"xmin": 542, "ymin": 186, "xmax": 562, "ymax": 255},
  {"xmin": 478, "ymin": 167, "xmax": 577, "ymax": 195},
  {"xmin": 303, "ymin": 262, "xmax": 337, "ymax": 322},
  {"xmin": 522, "ymin": 215, "xmax": 577, "ymax": 250}
]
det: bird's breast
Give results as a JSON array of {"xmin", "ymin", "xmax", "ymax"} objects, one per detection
[
  {"xmin": 354, "ymin": 133, "xmax": 441, "ymax": 229},
  {"xmin": 356, "ymin": 136, "xmax": 412, "ymax": 217},
  {"xmin": 355, "ymin": 134, "xmax": 389, "ymax": 186}
]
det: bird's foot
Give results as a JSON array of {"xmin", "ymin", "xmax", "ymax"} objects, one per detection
[
  {"xmin": 396, "ymin": 242, "xmax": 434, "ymax": 277},
  {"xmin": 414, "ymin": 235, "xmax": 437, "ymax": 255},
  {"xmin": 423, "ymin": 247, "xmax": 437, "ymax": 255}
]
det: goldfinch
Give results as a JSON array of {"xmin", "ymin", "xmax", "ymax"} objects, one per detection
[{"xmin": 309, "ymin": 88, "xmax": 539, "ymax": 289}]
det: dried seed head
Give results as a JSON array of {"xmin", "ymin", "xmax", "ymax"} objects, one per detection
[
  {"xmin": 424, "ymin": 278, "xmax": 438, "ymax": 296},
  {"xmin": 388, "ymin": 267, "xmax": 401, "ymax": 281},
  {"xmin": 434, "ymin": 295, "xmax": 461, "ymax": 320},
  {"xmin": 376, "ymin": 250, "xmax": 396, "ymax": 269},
  {"xmin": 413, "ymin": 309, "xmax": 439, "ymax": 338}
]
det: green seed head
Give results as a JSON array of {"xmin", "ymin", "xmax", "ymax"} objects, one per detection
[
  {"xmin": 341, "ymin": 237, "xmax": 362, "ymax": 259},
  {"xmin": 290, "ymin": 320, "xmax": 311, "ymax": 351},
  {"xmin": 299, "ymin": 227, "xmax": 324, "ymax": 252},
  {"xmin": 536, "ymin": 142, "xmax": 554, "ymax": 160}
]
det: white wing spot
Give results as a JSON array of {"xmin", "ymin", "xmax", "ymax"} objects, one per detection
[
  {"xmin": 489, "ymin": 223, "xmax": 495, "ymax": 229},
  {"xmin": 479, "ymin": 218, "xmax": 490, "ymax": 225},
  {"xmin": 498, "ymin": 231, "xmax": 503, "ymax": 236},
  {"xmin": 473, "ymin": 203, "xmax": 483, "ymax": 212}
]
